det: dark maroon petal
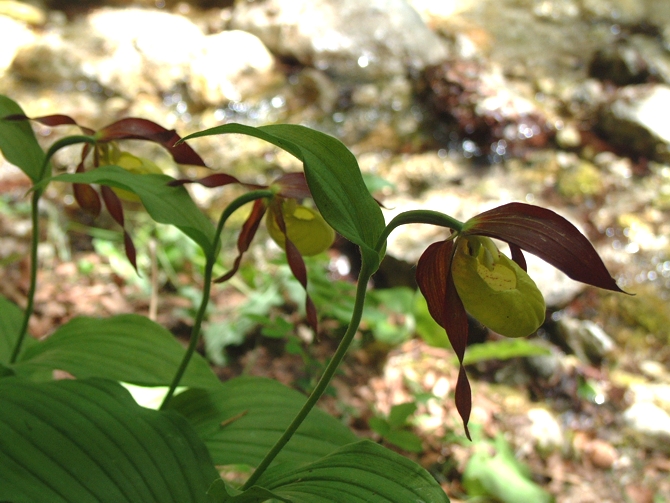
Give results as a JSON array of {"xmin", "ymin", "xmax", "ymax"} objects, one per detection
[
  {"xmin": 266, "ymin": 200, "xmax": 318, "ymax": 332},
  {"xmin": 416, "ymin": 239, "xmax": 472, "ymax": 438},
  {"xmin": 123, "ymin": 230, "xmax": 138, "ymax": 272},
  {"xmin": 3, "ymin": 113, "xmax": 95, "ymax": 135},
  {"xmin": 509, "ymin": 243, "xmax": 527, "ymax": 272},
  {"xmin": 96, "ymin": 118, "xmax": 207, "ymax": 167},
  {"xmin": 72, "ymin": 183, "xmax": 101, "ymax": 217},
  {"xmin": 463, "ymin": 202, "xmax": 624, "ymax": 293},
  {"xmin": 455, "ymin": 367, "xmax": 472, "ymax": 441},
  {"xmin": 100, "ymin": 185, "xmax": 124, "ymax": 227},
  {"xmin": 98, "ymin": 186, "xmax": 137, "ymax": 272},
  {"xmin": 273, "ymin": 172, "xmax": 313, "ymax": 200},
  {"xmin": 214, "ymin": 199, "xmax": 266, "ymax": 283},
  {"xmin": 284, "ymin": 237, "xmax": 318, "ymax": 333},
  {"xmin": 169, "ymin": 173, "xmax": 242, "ymax": 188},
  {"xmin": 80, "ymin": 143, "xmax": 94, "ymax": 167}
]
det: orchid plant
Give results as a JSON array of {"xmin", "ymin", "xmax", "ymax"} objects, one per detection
[{"xmin": 0, "ymin": 94, "xmax": 622, "ymax": 502}]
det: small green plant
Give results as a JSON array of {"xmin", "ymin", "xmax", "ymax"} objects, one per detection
[
  {"xmin": 462, "ymin": 426, "xmax": 552, "ymax": 503},
  {"xmin": 369, "ymin": 401, "xmax": 424, "ymax": 453},
  {"xmin": 0, "ymin": 94, "xmax": 624, "ymax": 502}
]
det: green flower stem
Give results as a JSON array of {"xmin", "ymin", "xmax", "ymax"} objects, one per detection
[
  {"xmin": 160, "ymin": 189, "xmax": 274, "ymax": 410},
  {"xmin": 9, "ymin": 191, "xmax": 40, "ymax": 364},
  {"xmin": 374, "ymin": 210, "xmax": 464, "ymax": 254},
  {"xmin": 10, "ymin": 135, "xmax": 109, "ymax": 363},
  {"xmin": 242, "ymin": 260, "xmax": 375, "ymax": 490},
  {"xmin": 41, "ymin": 136, "xmax": 96, "ymax": 179}
]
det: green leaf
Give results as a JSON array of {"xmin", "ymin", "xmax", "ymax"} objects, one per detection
[
  {"xmin": 0, "ymin": 95, "xmax": 48, "ymax": 183},
  {"xmin": 368, "ymin": 416, "xmax": 391, "ymax": 437},
  {"xmin": 13, "ymin": 314, "xmax": 219, "ymax": 388},
  {"xmin": 462, "ymin": 339, "xmax": 551, "ymax": 365},
  {"xmin": 256, "ymin": 440, "xmax": 449, "ymax": 503},
  {"xmin": 0, "ymin": 378, "xmax": 220, "ymax": 503},
  {"xmin": 180, "ymin": 123, "xmax": 386, "ymax": 268},
  {"xmin": 383, "ymin": 429, "xmax": 424, "ymax": 453},
  {"xmin": 388, "ymin": 402, "xmax": 418, "ymax": 428},
  {"xmin": 46, "ymin": 166, "xmax": 218, "ymax": 256},
  {"xmin": 169, "ymin": 376, "xmax": 358, "ymax": 467},
  {"xmin": 208, "ymin": 480, "xmax": 290, "ymax": 503},
  {"xmin": 463, "ymin": 434, "xmax": 552, "ymax": 503},
  {"xmin": 0, "ymin": 295, "xmax": 23, "ymax": 365}
]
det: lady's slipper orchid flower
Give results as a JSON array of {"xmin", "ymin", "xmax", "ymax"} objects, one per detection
[
  {"xmin": 451, "ymin": 235, "xmax": 545, "ymax": 338},
  {"xmin": 5, "ymin": 113, "xmax": 206, "ymax": 269},
  {"xmin": 101, "ymin": 144, "xmax": 163, "ymax": 202},
  {"xmin": 265, "ymin": 198, "xmax": 335, "ymax": 257},
  {"xmin": 171, "ymin": 171, "xmax": 334, "ymax": 331},
  {"xmin": 416, "ymin": 203, "xmax": 624, "ymax": 439}
]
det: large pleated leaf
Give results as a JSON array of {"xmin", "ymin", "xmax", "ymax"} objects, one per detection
[
  {"xmin": 179, "ymin": 123, "xmax": 385, "ymax": 270},
  {"xmin": 168, "ymin": 376, "xmax": 357, "ymax": 467},
  {"xmin": 255, "ymin": 440, "xmax": 449, "ymax": 503},
  {"xmin": 46, "ymin": 165, "xmax": 218, "ymax": 256},
  {"xmin": 13, "ymin": 314, "xmax": 218, "ymax": 388},
  {"xmin": 0, "ymin": 378, "xmax": 220, "ymax": 503},
  {"xmin": 0, "ymin": 295, "xmax": 23, "ymax": 365},
  {"xmin": 0, "ymin": 95, "xmax": 48, "ymax": 183}
]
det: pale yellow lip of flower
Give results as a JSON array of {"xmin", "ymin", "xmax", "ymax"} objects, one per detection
[
  {"xmin": 108, "ymin": 151, "xmax": 163, "ymax": 202},
  {"xmin": 266, "ymin": 199, "xmax": 335, "ymax": 257},
  {"xmin": 451, "ymin": 236, "xmax": 545, "ymax": 338}
]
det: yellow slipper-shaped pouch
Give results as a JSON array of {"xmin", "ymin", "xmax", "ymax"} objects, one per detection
[
  {"xmin": 451, "ymin": 235, "xmax": 545, "ymax": 338},
  {"xmin": 266, "ymin": 199, "xmax": 335, "ymax": 257}
]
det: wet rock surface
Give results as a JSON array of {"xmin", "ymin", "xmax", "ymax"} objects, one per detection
[
  {"xmin": 1, "ymin": 1, "xmax": 670, "ymax": 501},
  {"xmin": 231, "ymin": 0, "xmax": 448, "ymax": 82}
]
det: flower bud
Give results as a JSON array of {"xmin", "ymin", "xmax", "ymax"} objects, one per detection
[
  {"xmin": 266, "ymin": 199, "xmax": 335, "ymax": 256},
  {"xmin": 451, "ymin": 236, "xmax": 545, "ymax": 337}
]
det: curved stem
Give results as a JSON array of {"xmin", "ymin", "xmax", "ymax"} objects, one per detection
[
  {"xmin": 10, "ymin": 191, "xmax": 41, "ymax": 363},
  {"xmin": 160, "ymin": 189, "xmax": 274, "ymax": 409},
  {"xmin": 374, "ymin": 209, "xmax": 464, "ymax": 254},
  {"xmin": 10, "ymin": 136, "xmax": 97, "ymax": 363},
  {"xmin": 242, "ymin": 260, "xmax": 375, "ymax": 490}
]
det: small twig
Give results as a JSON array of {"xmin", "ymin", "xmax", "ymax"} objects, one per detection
[{"xmin": 220, "ymin": 410, "xmax": 249, "ymax": 428}]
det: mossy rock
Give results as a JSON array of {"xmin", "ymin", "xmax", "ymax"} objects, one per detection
[
  {"xmin": 557, "ymin": 161, "xmax": 604, "ymax": 200},
  {"xmin": 603, "ymin": 284, "xmax": 670, "ymax": 344}
]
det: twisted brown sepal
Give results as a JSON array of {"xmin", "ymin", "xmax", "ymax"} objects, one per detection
[
  {"xmin": 96, "ymin": 118, "xmax": 207, "ymax": 167},
  {"xmin": 169, "ymin": 173, "xmax": 243, "ymax": 189},
  {"xmin": 462, "ymin": 203, "xmax": 625, "ymax": 293},
  {"xmin": 416, "ymin": 239, "xmax": 471, "ymax": 440},
  {"xmin": 100, "ymin": 185, "xmax": 137, "ymax": 272},
  {"xmin": 72, "ymin": 163, "xmax": 101, "ymax": 217},
  {"xmin": 215, "ymin": 198, "xmax": 267, "ymax": 284},
  {"xmin": 268, "ymin": 198, "xmax": 319, "ymax": 332},
  {"xmin": 2, "ymin": 113, "xmax": 95, "ymax": 135}
]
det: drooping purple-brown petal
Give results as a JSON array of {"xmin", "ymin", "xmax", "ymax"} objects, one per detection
[
  {"xmin": 99, "ymin": 185, "xmax": 138, "ymax": 272},
  {"xmin": 72, "ymin": 162, "xmax": 101, "ymax": 216},
  {"xmin": 416, "ymin": 239, "xmax": 472, "ymax": 438},
  {"xmin": 73, "ymin": 182, "xmax": 101, "ymax": 217},
  {"xmin": 100, "ymin": 185, "xmax": 125, "ymax": 227},
  {"xmin": 267, "ymin": 200, "xmax": 318, "ymax": 332},
  {"xmin": 169, "ymin": 173, "xmax": 242, "ymax": 188},
  {"xmin": 463, "ymin": 202, "xmax": 624, "ymax": 293},
  {"xmin": 3, "ymin": 113, "xmax": 95, "ymax": 135},
  {"xmin": 123, "ymin": 230, "xmax": 138, "ymax": 272},
  {"xmin": 509, "ymin": 243, "xmax": 527, "ymax": 272},
  {"xmin": 215, "ymin": 198, "xmax": 266, "ymax": 283},
  {"xmin": 284, "ymin": 236, "xmax": 318, "ymax": 333},
  {"xmin": 96, "ymin": 118, "xmax": 207, "ymax": 167},
  {"xmin": 273, "ymin": 172, "xmax": 313, "ymax": 200}
]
